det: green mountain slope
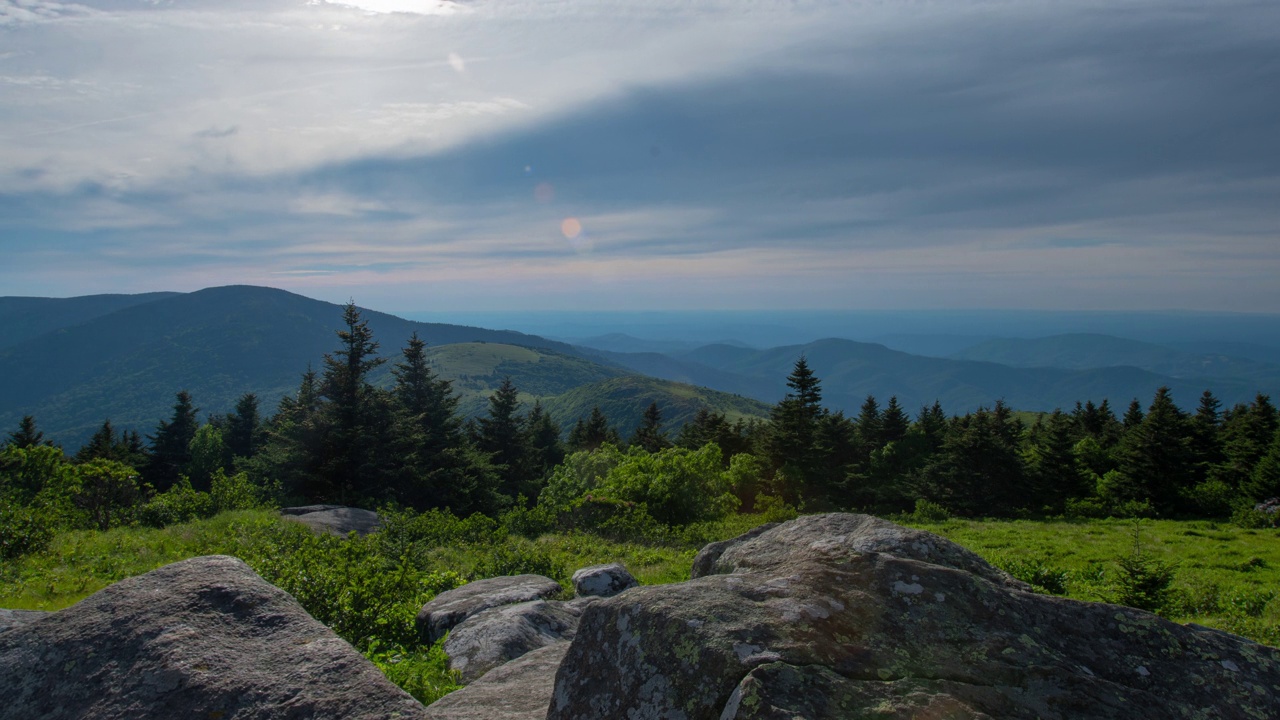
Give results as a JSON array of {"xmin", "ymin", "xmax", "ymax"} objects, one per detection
[
  {"xmin": 0, "ymin": 286, "xmax": 596, "ymax": 448},
  {"xmin": 0, "ymin": 292, "xmax": 181, "ymax": 350},
  {"xmin": 539, "ymin": 376, "xmax": 771, "ymax": 438}
]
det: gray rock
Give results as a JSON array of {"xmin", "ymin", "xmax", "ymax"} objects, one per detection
[
  {"xmin": 417, "ymin": 574, "xmax": 563, "ymax": 644},
  {"xmin": 0, "ymin": 609, "xmax": 50, "ymax": 633},
  {"xmin": 424, "ymin": 642, "xmax": 569, "ymax": 720},
  {"xmin": 549, "ymin": 513, "xmax": 1280, "ymax": 720},
  {"xmin": 0, "ymin": 555, "xmax": 425, "ymax": 720},
  {"xmin": 571, "ymin": 563, "xmax": 638, "ymax": 598},
  {"xmin": 688, "ymin": 521, "xmax": 778, "ymax": 579},
  {"xmin": 283, "ymin": 505, "xmax": 383, "ymax": 537},
  {"xmin": 444, "ymin": 600, "xmax": 580, "ymax": 682}
]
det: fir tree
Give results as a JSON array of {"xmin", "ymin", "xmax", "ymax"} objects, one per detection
[
  {"xmin": 567, "ymin": 406, "xmax": 619, "ymax": 452},
  {"xmin": 224, "ymin": 393, "xmax": 263, "ymax": 462},
  {"xmin": 1242, "ymin": 428, "xmax": 1280, "ymax": 502},
  {"xmin": 1024, "ymin": 409, "xmax": 1089, "ymax": 513},
  {"xmin": 473, "ymin": 377, "xmax": 532, "ymax": 503},
  {"xmin": 143, "ymin": 391, "xmax": 200, "ymax": 491},
  {"xmin": 1122, "ymin": 399, "xmax": 1145, "ymax": 430},
  {"xmin": 880, "ymin": 396, "xmax": 910, "ymax": 446},
  {"xmin": 1113, "ymin": 387, "xmax": 1194, "ymax": 514},
  {"xmin": 525, "ymin": 402, "xmax": 565, "ymax": 480},
  {"xmin": 630, "ymin": 402, "xmax": 671, "ymax": 454},
  {"xmin": 7, "ymin": 415, "xmax": 49, "ymax": 449},
  {"xmin": 318, "ymin": 302, "xmax": 390, "ymax": 504},
  {"xmin": 766, "ymin": 356, "xmax": 826, "ymax": 497}
]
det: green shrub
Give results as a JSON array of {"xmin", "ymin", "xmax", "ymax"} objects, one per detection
[
  {"xmin": 473, "ymin": 540, "xmax": 567, "ymax": 583},
  {"xmin": 1112, "ymin": 553, "xmax": 1177, "ymax": 613},
  {"xmin": 1231, "ymin": 505, "xmax": 1280, "ymax": 529},
  {"xmin": 210, "ymin": 469, "xmax": 268, "ymax": 513},
  {"xmin": 0, "ymin": 502, "xmax": 55, "ymax": 560},
  {"xmin": 910, "ymin": 499, "xmax": 951, "ymax": 523},
  {"xmin": 994, "ymin": 556, "xmax": 1068, "ymax": 595},
  {"xmin": 137, "ymin": 479, "xmax": 214, "ymax": 528},
  {"xmin": 499, "ymin": 502, "xmax": 556, "ymax": 539},
  {"xmin": 364, "ymin": 638, "xmax": 461, "ymax": 706},
  {"xmin": 754, "ymin": 494, "xmax": 799, "ymax": 524},
  {"xmin": 69, "ymin": 459, "xmax": 143, "ymax": 531}
]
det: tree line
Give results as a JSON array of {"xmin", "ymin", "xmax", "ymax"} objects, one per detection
[{"xmin": 4, "ymin": 302, "xmax": 1280, "ymax": 554}]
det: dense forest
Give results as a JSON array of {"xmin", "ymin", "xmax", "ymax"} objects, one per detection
[{"xmin": 4, "ymin": 303, "xmax": 1280, "ymax": 560}]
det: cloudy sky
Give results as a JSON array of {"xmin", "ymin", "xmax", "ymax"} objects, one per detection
[{"xmin": 2, "ymin": 0, "xmax": 1278, "ymax": 312}]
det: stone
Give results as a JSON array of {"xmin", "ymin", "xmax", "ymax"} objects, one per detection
[
  {"xmin": 444, "ymin": 600, "xmax": 581, "ymax": 682},
  {"xmin": 424, "ymin": 642, "xmax": 569, "ymax": 720},
  {"xmin": 417, "ymin": 574, "xmax": 564, "ymax": 644},
  {"xmin": 282, "ymin": 505, "xmax": 383, "ymax": 537},
  {"xmin": 549, "ymin": 513, "xmax": 1280, "ymax": 720},
  {"xmin": 0, "ymin": 555, "xmax": 425, "ymax": 719},
  {"xmin": 0, "ymin": 609, "xmax": 50, "ymax": 633},
  {"xmin": 571, "ymin": 563, "xmax": 638, "ymax": 598}
]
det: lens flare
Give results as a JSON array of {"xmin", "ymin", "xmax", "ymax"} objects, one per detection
[{"xmin": 561, "ymin": 217, "xmax": 582, "ymax": 239}]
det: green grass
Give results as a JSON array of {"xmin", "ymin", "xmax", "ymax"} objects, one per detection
[{"xmin": 901, "ymin": 517, "xmax": 1280, "ymax": 646}]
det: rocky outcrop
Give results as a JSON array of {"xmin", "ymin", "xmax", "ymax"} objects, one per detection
[
  {"xmin": 0, "ymin": 555, "xmax": 425, "ymax": 719},
  {"xmin": 0, "ymin": 609, "xmax": 49, "ymax": 633},
  {"xmin": 571, "ymin": 563, "xmax": 638, "ymax": 598},
  {"xmin": 417, "ymin": 574, "xmax": 563, "ymax": 644},
  {"xmin": 444, "ymin": 599, "xmax": 581, "ymax": 682},
  {"xmin": 424, "ymin": 642, "xmax": 571, "ymax": 720},
  {"xmin": 282, "ymin": 505, "xmax": 383, "ymax": 537},
  {"xmin": 548, "ymin": 513, "xmax": 1280, "ymax": 720}
]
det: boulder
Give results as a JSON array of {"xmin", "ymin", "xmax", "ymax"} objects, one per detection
[
  {"xmin": 282, "ymin": 505, "xmax": 383, "ymax": 537},
  {"xmin": 548, "ymin": 513, "xmax": 1280, "ymax": 720},
  {"xmin": 0, "ymin": 555, "xmax": 425, "ymax": 719},
  {"xmin": 424, "ymin": 642, "xmax": 570, "ymax": 720},
  {"xmin": 417, "ymin": 574, "xmax": 563, "ymax": 644},
  {"xmin": 0, "ymin": 609, "xmax": 50, "ymax": 633},
  {"xmin": 444, "ymin": 599, "xmax": 581, "ymax": 682},
  {"xmin": 571, "ymin": 563, "xmax": 638, "ymax": 598}
]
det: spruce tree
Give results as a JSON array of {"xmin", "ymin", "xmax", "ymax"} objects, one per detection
[
  {"xmin": 473, "ymin": 377, "xmax": 532, "ymax": 503},
  {"xmin": 1189, "ymin": 390, "xmax": 1224, "ymax": 484},
  {"xmin": 1122, "ymin": 399, "xmax": 1145, "ymax": 430},
  {"xmin": 766, "ymin": 356, "xmax": 826, "ymax": 498},
  {"xmin": 1212, "ymin": 394, "xmax": 1279, "ymax": 490},
  {"xmin": 7, "ymin": 415, "xmax": 49, "ymax": 449},
  {"xmin": 880, "ymin": 397, "xmax": 910, "ymax": 446},
  {"xmin": 567, "ymin": 406, "xmax": 618, "ymax": 452},
  {"xmin": 224, "ymin": 393, "xmax": 263, "ymax": 462},
  {"xmin": 630, "ymin": 402, "xmax": 670, "ymax": 453},
  {"xmin": 144, "ymin": 391, "xmax": 200, "ymax": 491},
  {"xmin": 525, "ymin": 402, "xmax": 565, "ymax": 480},
  {"xmin": 318, "ymin": 302, "xmax": 389, "ymax": 504},
  {"xmin": 1114, "ymin": 387, "xmax": 1194, "ymax": 514},
  {"xmin": 1242, "ymin": 429, "xmax": 1280, "ymax": 502},
  {"xmin": 1024, "ymin": 409, "xmax": 1089, "ymax": 513}
]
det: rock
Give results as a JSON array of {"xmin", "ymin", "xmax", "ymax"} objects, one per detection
[
  {"xmin": 282, "ymin": 505, "xmax": 383, "ymax": 537},
  {"xmin": 688, "ymin": 521, "xmax": 778, "ymax": 579},
  {"xmin": 0, "ymin": 609, "xmax": 50, "ymax": 633},
  {"xmin": 0, "ymin": 555, "xmax": 425, "ymax": 719},
  {"xmin": 444, "ymin": 600, "xmax": 581, "ymax": 682},
  {"xmin": 1255, "ymin": 497, "xmax": 1280, "ymax": 515},
  {"xmin": 571, "ymin": 563, "xmax": 638, "ymax": 598},
  {"xmin": 424, "ymin": 642, "xmax": 570, "ymax": 720},
  {"xmin": 417, "ymin": 574, "xmax": 563, "ymax": 644},
  {"xmin": 549, "ymin": 513, "xmax": 1280, "ymax": 720}
]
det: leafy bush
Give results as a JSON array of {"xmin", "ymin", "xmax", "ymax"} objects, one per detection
[
  {"xmin": 376, "ymin": 507, "xmax": 504, "ymax": 562},
  {"xmin": 499, "ymin": 502, "xmax": 556, "ymax": 539},
  {"xmin": 210, "ymin": 469, "xmax": 268, "ymax": 513},
  {"xmin": 0, "ymin": 502, "xmax": 55, "ymax": 560},
  {"xmin": 1112, "ymin": 554, "xmax": 1177, "ymax": 613},
  {"xmin": 910, "ymin": 498, "xmax": 951, "ymax": 523},
  {"xmin": 538, "ymin": 444, "xmax": 628, "ymax": 511},
  {"xmin": 137, "ymin": 479, "xmax": 214, "ymax": 528},
  {"xmin": 994, "ymin": 555, "xmax": 1068, "ymax": 595},
  {"xmin": 593, "ymin": 444, "xmax": 738, "ymax": 526},
  {"xmin": 364, "ymin": 638, "xmax": 461, "ymax": 706},
  {"xmin": 69, "ymin": 459, "xmax": 142, "ymax": 531},
  {"xmin": 1231, "ymin": 505, "xmax": 1280, "ymax": 529},
  {"xmin": 754, "ymin": 494, "xmax": 799, "ymax": 524},
  {"xmin": 473, "ymin": 539, "xmax": 567, "ymax": 582}
]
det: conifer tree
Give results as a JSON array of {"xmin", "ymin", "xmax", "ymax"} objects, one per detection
[
  {"xmin": 630, "ymin": 402, "xmax": 670, "ymax": 453},
  {"xmin": 318, "ymin": 302, "xmax": 390, "ymax": 504},
  {"xmin": 1189, "ymin": 390, "xmax": 1224, "ymax": 484},
  {"xmin": 525, "ymin": 402, "xmax": 565, "ymax": 480},
  {"xmin": 766, "ymin": 356, "xmax": 827, "ymax": 497},
  {"xmin": 1024, "ymin": 409, "xmax": 1089, "ymax": 512},
  {"xmin": 880, "ymin": 396, "xmax": 910, "ymax": 446},
  {"xmin": 224, "ymin": 393, "xmax": 263, "ymax": 462},
  {"xmin": 6, "ymin": 415, "xmax": 49, "ymax": 449},
  {"xmin": 473, "ymin": 377, "xmax": 532, "ymax": 503},
  {"xmin": 1113, "ymin": 387, "xmax": 1193, "ymax": 514},
  {"xmin": 1212, "ymin": 394, "xmax": 1279, "ymax": 490},
  {"xmin": 143, "ymin": 390, "xmax": 199, "ymax": 491},
  {"xmin": 1242, "ymin": 428, "xmax": 1280, "ymax": 502},
  {"xmin": 567, "ymin": 406, "xmax": 619, "ymax": 452},
  {"xmin": 248, "ymin": 368, "xmax": 327, "ymax": 500},
  {"xmin": 1122, "ymin": 399, "xmax": 1145, "ymax": 430}
]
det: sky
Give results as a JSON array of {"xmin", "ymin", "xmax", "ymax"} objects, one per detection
[{"xmin": 1, "ymin": 0, "xmax": 1278, "ymax": 313}]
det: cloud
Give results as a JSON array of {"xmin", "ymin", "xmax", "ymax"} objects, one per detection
[{"xmin": 1, "ymin": 0, "xmax": 1278, "ymax": 312}]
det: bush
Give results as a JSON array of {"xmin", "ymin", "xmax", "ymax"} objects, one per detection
[
  {"xmin": 137, "ymin": 479, "xmax": 214, "ymax": 528},
  {"xmin": 1112, "ymin": 553, "xmax": 1177, "ymax": 612},
  {"xmin": 210, "ymin": 469, "xmax": 268, "ymax": 513},
  {"xmin": 593, "ymin": 444, "xmax": 738, "ymax": 526},
  {"xmin": 754, "ymin": 494, "xmax": 799, "ymax": 524},
  {"xmin": 364, "ymin": 638, "xmax": 461, "ymax": 706},
  {"xmin": 910, "ymin": 499, "xmax": 951, "ymax": 523},
  {"xmin": 473, "ymin": 540, "xmax": 567, "ymax": 582},
  {"xmin": 69, "ymin": 459, "xmax": 142, "ymax": 531},
  {"xmin": 0, "ymin": 502, "xmax": 55, "ymax": 560},
  {"xmin": 994, "ymin": 556, "xmax": 1068, "ymax": 595}
]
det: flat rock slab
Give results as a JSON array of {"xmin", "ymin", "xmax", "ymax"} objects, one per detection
[
  {"xmin": 571, "ymin": 563, "xmax": 637, "ymax": 599},
  {"xmin": 549, "ymin": 513, "xmax": 1280, "ymax": 720},
  {"xmin": 424, "ymin": 642, "xmax": 569, "ymax": 720},
  {"xmin": 280, "ymin": 504, "xmax": 348, "ymax": 516},
  {"xmin": 417, "ymin": 574, "xmax": 563, "ymax": 644},
  {"xmin": 0, "ymin": 555, "xmax": 426, "ymax": 720},
  {"xmin": 444, "ymin": 600, "xmax": 580, "ymax": 682},
  {"xmin": 282, "ymin": 506, "xmax": 383, "ymax": 537},
  {"xmin": 0, "ymin": 609, "xmax": 50, "ymax": 633}
]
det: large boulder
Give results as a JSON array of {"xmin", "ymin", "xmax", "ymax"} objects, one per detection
[
  {"xmin": 424, "ymin": 642, "xmax": 570, "ymax": 720},
  {"xmin": 0, "ymin": 609, "xmax": 49, "ymax": 633},
  {"xmin": 0, "ymin": 555, "xmax": 426, "ymax": 719},
  {"xmin": 548, "ymin": 513, "xmax": 1280, "ymax": 720},
  {"xmin": 282, "ymin": 505, "xmax": 383, "ymax": 537},
  {"xmin": 417, "ymin": 574, "xmax": 563, "ymax": 644},
  {"xmin": 444, "ymin": 599, "xmax": 581, "ymax": 682},
  {"xmin": 571, "ymin": 563, "xmax": 638, "ymax": 598}
]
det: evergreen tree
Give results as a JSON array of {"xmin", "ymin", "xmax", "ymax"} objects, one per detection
[
  {"xmin": 317, "ymin": 302, "xmax": 390, "ymax": 504},
  {"xmin": 676, "ymin": 409, "xmax": 753, "ymax": 461},
  {"xmin": 1242, "ymin": 428, "xmax": 1280, "ymax": 502},
  {"xmin": 7, "ymin": 415, "xmax": 50, "ymax": 449},
  {"xmin": 567, "ymin": 406, "xmax": 619, "ymax": 452},
  {"xmin": 1024, "ymin": 409, "xmax": 1089, "ymax": 513},
  {"xmin": 525, "ymin": 402, "xmax": 566, "ymax": 480},
  {"xmin": 766, "ymin": 356, "xmax": 826, "ymax": 498},
  {"xmin": 1211, "ymin": 394, "xmax": 1279, "ymax": 490},
  {"xmin": 473, "ymin": 377, "xmax": 532, "ymax": 503},
  {"xmin": 1112, "ymin": 387, "xmax": 1194, "ymax": 514},
  {"xmin": 880, "ymin": 396, "xmax": 910, "ymax": 446},
  {"xmin": 75, "ymin": 420, "xmax": 121, "ymax": 464},
  {"xmin": 1188, "ymin": 390, "xmax": 1224, "ymax": 484},
  {"xmin": 248, "ymin": 368, "xmax": 327, "ymax": 501},
  {"xmin": 1122, "ymin": 399, "xmax": 1145, "ymax": 430},
  {"xmin": 920, "ymin": 406, "xmax": 1026, "ymax": 516},
  {"xmin": 630, "ymin": 402, "xmax": 671, "ymax": 454},
  {"xmin": 814, "ymin": 411, "xmax": 858, "ymax": 508},
  {"xmin": 143, "ymin": 391, "xmax": 200, "ymax": 491},
  {"xmin": 853, "ymin": 395, "xmax": 882, "ymax": 461},
  {"xmin": 224, "ymin": 393, "xmax": 263, "ymax": 462}
]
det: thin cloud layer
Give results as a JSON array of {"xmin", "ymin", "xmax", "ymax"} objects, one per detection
[{"xmin": 1, "ymin": 0, "xmax": 1278, "ymax": 311}]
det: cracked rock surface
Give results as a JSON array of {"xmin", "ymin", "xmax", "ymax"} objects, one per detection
[
  {"xmin": 0, "ymin": 555, "xmax": 425, "ymax": 720},
  {"xmin": 547, "ymin": 513, "xmax": 1280, "ymax": 720}
]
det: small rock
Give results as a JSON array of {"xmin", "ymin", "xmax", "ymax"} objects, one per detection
[
  {"xmin": 571, "ymin": 563, "xmax": 638, "ymax": 598},
  {"xmin": 281, "ymin": 506, "xmax": 382, "ymax": 537},
  {"xmin": 417, "ymin": 574, "xmax": 563, "ymax": 644},
  {"xmin": 444, "ymin": 600, "xmax": 580, "ymax": 682},
  {"xmin": 425, "ymin": 642, "xmax": 570, "ymax": 720}
]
